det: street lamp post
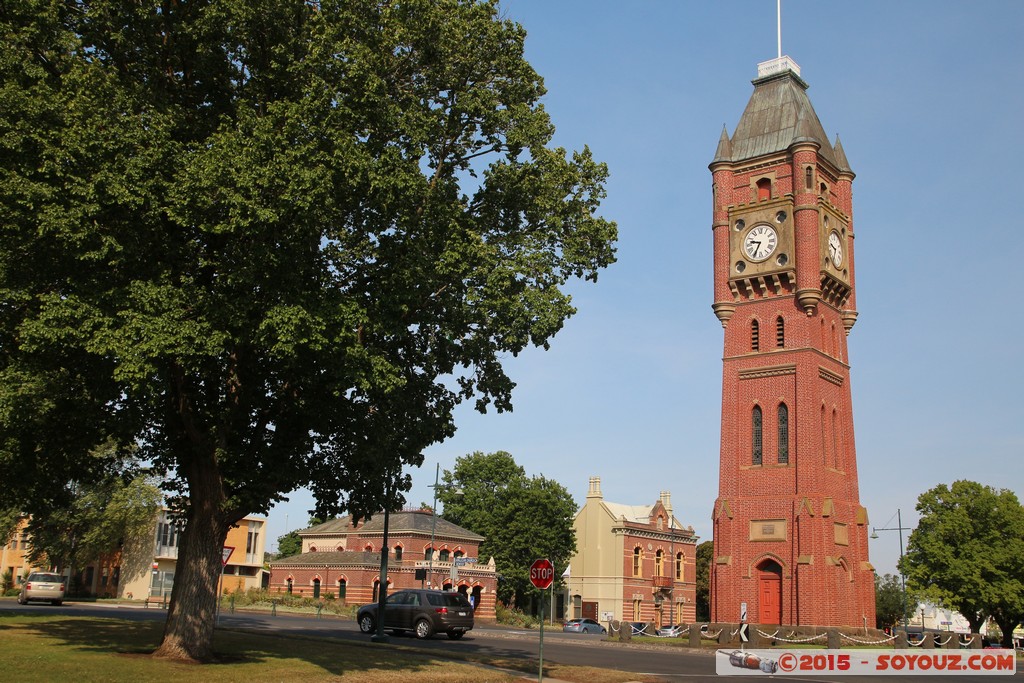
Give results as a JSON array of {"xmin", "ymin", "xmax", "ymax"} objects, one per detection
[
  {"xmin": 871, "ymin": 508, "xmax": 912, "ymax": 630},
  {"xmin": 372, "ymin": 485, "xmax": 395, "ymax": 643},
  {"xmin": 427, "ymin": 463, "xmax": 462, "ymax": 590}
]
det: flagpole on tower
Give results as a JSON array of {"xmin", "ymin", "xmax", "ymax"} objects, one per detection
[{"xmin": 777, "ymin": 0, "xmax": 782, "ymax": 59}]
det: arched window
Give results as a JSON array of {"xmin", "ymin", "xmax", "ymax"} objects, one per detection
[
  {"xmin": 832, "ymin": 409, "xmax": 840, "ymax": 469},
  {"xmin": 756, "ymin": 178, "xmax": 772, "ymax": 201},
  {"xmin": 453, "ymin": 550, "xmax": 464, "ymax": 559},
  {"xmin": 439, "ymin": 549, "xmax": 450, "ymax": 562},
  {"xmin": 655, "ymin": 549, "xmax": 664, "ymax": 577},
  {"xmin": 675, "ymin": 552, "xmax": 684, "ymax": 580},
  {"xmin": 821, "ymin": 405, "xmax": 828, "ymax": 466},
  {"xmin": 805, "ymin": 166, "xmax": 813, "ymax": 190},
  {"xmin": 778, "ymin": 403, "xmax": 789, "ymax": 464},
  {"xmin": 751, "ymin": 319, "xmax": 760, "ymax": 352},
  {"xmin": 337, "ymin": 578, "xmax": 347, "ymax": 600},
  {"xmin": 424, "ymin": 546, "xmax": 433, "ymax": 561},
  {"xmin": 633, "ymin": 547, "xmax": 643, "ymax": 577},
  {"xmin": 752, "ymin": 406, "xmax": 763, "ymax": 465},
  {"xmin": 394, "ymin": 545, "xmax": 403, "ymax": 562},
  {"xmin": 776, "ymin": 316, "xmax": 785, "ymax": 348}
]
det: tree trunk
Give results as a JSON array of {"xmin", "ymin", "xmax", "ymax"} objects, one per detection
[{"xmin": 153, "ymin": 483, "xmax": 229, "ymax": 661}]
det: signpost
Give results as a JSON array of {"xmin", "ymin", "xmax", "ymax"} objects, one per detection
[
  {"xmin": 530, "ymin": 559, "xmax": 555, "ymax": 682},
  {"xmin": 216, "ymin": 547, "xmax": 234, "ymax": 626}
]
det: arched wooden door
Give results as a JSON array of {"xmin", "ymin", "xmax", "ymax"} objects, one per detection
[{"xmin": 757, "ymin": 560, "xmax": 782, "ymax": 624}]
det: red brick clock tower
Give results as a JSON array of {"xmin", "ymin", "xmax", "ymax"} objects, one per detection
[{"xmin": 709, "ymin": 56, "xmax": 875, "ymax": 628}]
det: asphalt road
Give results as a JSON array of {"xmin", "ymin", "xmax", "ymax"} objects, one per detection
[{"xmin": 2, "ymin": 600, "xmax": 1019, "ymax": 682}]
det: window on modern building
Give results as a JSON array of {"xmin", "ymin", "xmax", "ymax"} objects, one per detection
[
  {"xmin": 756, "ymin": 177, "xmax": 772, "ymax": 201},
  {"xmin": 776, "ymin": 316, "xmax": 785, "ymax": 348},
  {"xmin": 752, "ymin": 406, "xmax": 763, "ymax": 465},
  {"xmin": 655, "ymin": 549, "xmax": 664, "ymax": 577},
  {"xmin": 751, "ymin": 319, "xmax": 760, "ymax": 351},
  {"xmin": 633, "ymin": 547, "xmax": 642, "ymax": 577},
  {"xmin": 778, "ymin": 403, "xmax": 789, "ymax": 464}
]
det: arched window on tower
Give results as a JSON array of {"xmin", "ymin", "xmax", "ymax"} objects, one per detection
[
  {"xmin": 832, "ymin": 409, "xmax": 840, "ymax": 469},
  {"xmin": 751, "ymin": 319, "xmax": 760, "ymax": 352},
  {"xmin": 752, "ymin": 406, "xmax": 763, "ymax": 465},
  {"xmin": 776, "ymin": 316, "xmax": 785, "ymax": 348},
  {"xmin": 820, "ymin": 404, "xmax": 828, "ymax": 466},
  {"xmin": 805, "ymin": 166, "xmax": 814, "ymax": 190},
  {"xmin": 756, "ymin": 177, "xmax": 772, "ymax": 201},
  {"xmin": 778, "ymin": 403, "xmax": 789, "ymax": 464}
]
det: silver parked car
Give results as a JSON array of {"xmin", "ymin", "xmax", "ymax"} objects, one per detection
[
  {"xmin": 563, "ymin": 617, "xmax": 606, "ymax": 634},
  {"xmin": 18, "ymin": 572, "xmax": 66, "ymax": 605}
]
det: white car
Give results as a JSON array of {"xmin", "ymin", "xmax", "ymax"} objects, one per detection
[{"xmin": 18, "ymin": 572, "xmax": 66, "ymax": 606}]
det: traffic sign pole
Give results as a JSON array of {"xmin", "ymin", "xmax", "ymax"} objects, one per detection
[{"xmin": 529, "ymin": 558, "xmax": 554, "ymax": 682}]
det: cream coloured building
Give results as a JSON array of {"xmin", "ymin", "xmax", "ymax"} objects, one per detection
[{"xmin": 566, "ymin": 477, "xmax": 698, "ymax": 627}]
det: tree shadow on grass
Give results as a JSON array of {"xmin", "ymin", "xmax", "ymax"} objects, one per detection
[{"xmin": 20, "ymin": 616, "xmax": 513, "ymax": 679}]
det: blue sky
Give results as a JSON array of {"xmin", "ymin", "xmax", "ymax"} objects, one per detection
[{"xmin": 269, "ymin": 1, "xmax": 1024, "ymax": 578}]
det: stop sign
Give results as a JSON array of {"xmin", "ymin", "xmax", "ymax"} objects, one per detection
[{"xmin": 529, "ymin": 558, "xmax": 554, "ymax": 590}]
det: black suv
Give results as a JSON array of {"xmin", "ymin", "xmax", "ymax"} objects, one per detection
[{"xmin": 357, "ymin": 589, "xmax": 474, "ymax": 640}]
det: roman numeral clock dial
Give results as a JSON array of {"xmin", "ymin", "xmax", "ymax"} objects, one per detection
[
  {"xmin": 828, "ymin": 230, "xmax": 844, "ymax": 267},
  {"xmin": 743, "ymin": 224, "xmax": 778, "ymax": 262}
]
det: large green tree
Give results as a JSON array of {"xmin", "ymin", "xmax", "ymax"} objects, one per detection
[
  {"xmin": 25, "ymin": 473, "xmax": 163, "ymax": 591},
  {"xmin": 874, "ymin": 573, "xmax": 914, "ymax": 631},
  {"xmin": 900, "ymin": 480, "xmax": 1024, "ymax": 642},
  {"xmin": 0, "ymin": 0, "xmax": 615, "ymax": 661},
  {"xmin": 437, "ymin": 451, "xmax": 577, "ymax": 610}
]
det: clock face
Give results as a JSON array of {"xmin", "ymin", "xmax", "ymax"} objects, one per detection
[
  {"xmin": 743, "ymin": 224, "xmax": 778, "ymax": 262},
  {"xmin": 828, "ymin": 230, "xmax": 844, "ymax": 267}
]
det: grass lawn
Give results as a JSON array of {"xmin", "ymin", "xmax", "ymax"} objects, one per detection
[{"xmin": 0, "ymin": 612, "xmax": 664, "ymax": 683}]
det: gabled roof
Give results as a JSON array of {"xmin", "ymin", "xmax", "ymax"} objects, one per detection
[
  {"xmin": 716, "ymin": 70, "xmax": 841, "ymax": 169},
  {"xmin": 299, "ymin": 510, "xmax": 484, "ymax": 542},
  {"xmin": 602, "ymin": 502, "xmax": 655, "ymax": 524}
]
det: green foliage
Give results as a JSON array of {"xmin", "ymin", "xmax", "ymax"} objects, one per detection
[
  {"xmin": 694, "ymin": 540, "xmax": 713, "ymax": 622},
  {"xmin": 1, "ymin": 568, "xmax": 12, "ymax": 593},
  {"xmin": 24, "ymin": 471, "xmax": 163, "ymax": 574},
  {"xmin": 901, "ymin": 480, "xmax": 1024, "ymax": 641},
  {"xmin": 494, "ymin": 601, "xmax": 538, "ymax": 629},
  {"xmin": 0, "ymin": 509, "xmax": 20, "ymax": 548},
  {"xmin": 1, "ymin": 0, "xmax": 614, "ymax": 659},
  {"xmin": 275, "ymin": 531, "xmax": 303, "ymax": 559},
  {"xmin": 438, "ymin": 451, "xmax": 577, "ymax": 609},
  {"xmin": 874, "ymin": 573, "xmax": 913, "ymax": 630}
]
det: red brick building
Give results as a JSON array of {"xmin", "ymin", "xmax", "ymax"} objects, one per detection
[
  {"xmin": 709, "ymin": 55, "xmax": 875, "ymax": 627},
  {"xmin": 268, "ymin": 510, "xmax": 498, "ymax": 620}
]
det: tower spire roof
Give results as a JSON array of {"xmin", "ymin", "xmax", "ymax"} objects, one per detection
[{"xmin": 716, "ymin": 67, "xmax": 841, "ymax": 170}]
